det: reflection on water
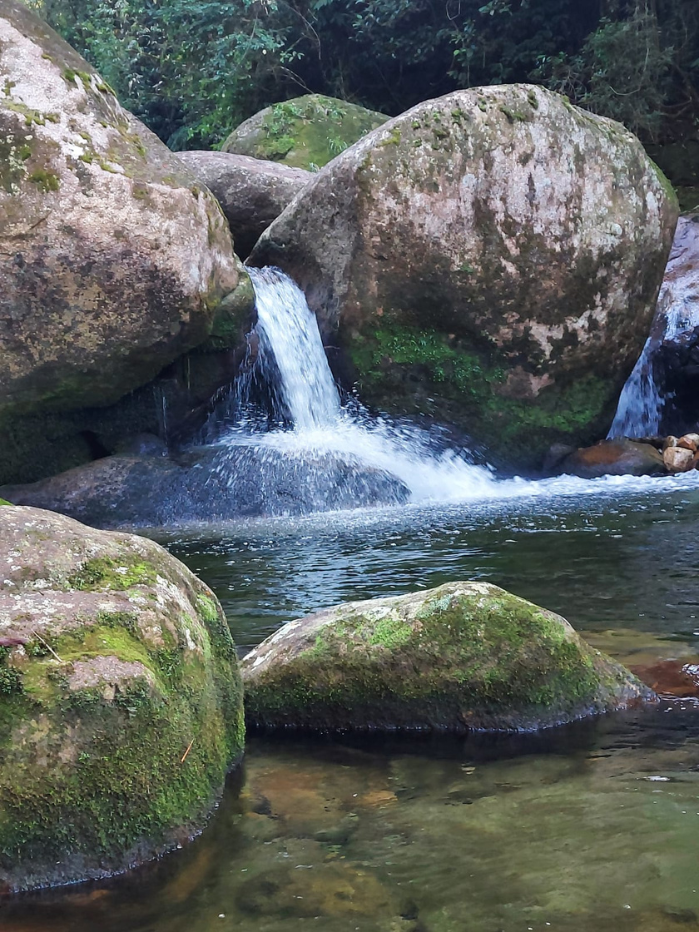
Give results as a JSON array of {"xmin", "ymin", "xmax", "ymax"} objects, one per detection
[{"xmin": 3, "ymin": 481, "xmax": 699, "ymax": 932}]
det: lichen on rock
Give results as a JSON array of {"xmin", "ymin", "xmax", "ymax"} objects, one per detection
[
  {"xmin": 242, "ymin": 581, "xmax": 654, "ymax": 734},
  {"xmin": 0, "ymin": 506, "xmax": 244, "ymax": 892}
]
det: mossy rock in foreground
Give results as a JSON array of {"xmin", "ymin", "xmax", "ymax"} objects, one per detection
[
  {"xmin": 0, "ymin": 506, "xmax": 244, "ymax": 892},
  {"xmin": 242, "ymin": 582, "xmax": 654, "ymax": 733},
  {"xmin": 222, "ymin": 94, "xmax": 389, "ymax": 170}
]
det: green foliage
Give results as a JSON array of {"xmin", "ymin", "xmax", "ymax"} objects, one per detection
[
  {"xmin": 29, "ymin": 0, "xmax": 304, "ymax": 148},
  {"xmin": 27, "ymin": 0, "xmax": 699, "ymax": 149}
]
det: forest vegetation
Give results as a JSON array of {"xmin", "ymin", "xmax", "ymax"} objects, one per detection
[{"xmin": 28, "ymin": 0, "xmax": 699, "ymax": 153}]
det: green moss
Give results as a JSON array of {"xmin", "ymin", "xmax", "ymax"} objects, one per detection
[
  {"xmin": 379, "ymin": 127, "xmax": 401, "ymax": 147},
  {"xmin": 244, "ymin": 584, "xmax": 645, "ymax": 733},
  {"xmin": 349, "ymin": 322, "xmax": 614, "ymax": 467},
  {"xmin": 648, "ymin": 157, "xmax": 679, "ymax": 211},
  {"xmin": 0, "ymin": 499, "xmax": 11, "ymax": 506},
  {"xmin": 223, "ymin": 94, "xmax": 389, "ymax": 170},
  {"xmin": 65, "ymin": 556, "xmax": 156, "ymax": 591},
  {"xmin": 27, "ymin": 168, "xmax": 60, "ymax": 192},
  {"xmin": 0, "ymin": 573, "xmax": 244, "ymax": 888}
]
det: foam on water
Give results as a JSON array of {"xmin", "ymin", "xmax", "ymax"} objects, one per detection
[{"xmin": 216, "ymin": 267, "xmax": 699, "ymax": 508}]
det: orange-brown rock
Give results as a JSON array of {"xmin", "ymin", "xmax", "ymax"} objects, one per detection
[
  {"xmin": 663, "ymin": 445, "xmax": 695, "ymax": 472},
  {"xmin": 678, "ymin": 433, "xmax": 699, "ymax": 452},
  {"xmin": 559, "ymin": 439, "xmax": 665, "ymax": 479}
]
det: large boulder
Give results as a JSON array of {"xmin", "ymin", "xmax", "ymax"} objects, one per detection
[
  {"xmin": 0, "ymin": 506, "xmax": 244, "ymax": 891},
  {"xmin": 242, "ymin": 581, "xmax": 653, "ymax": 732},
  {"xmin": 222, "ymin": 94, "xmax": 389, "ymax": 170},
  {"xmin": 0, "ymin": 444, "xmax": 410, "ymax": 527},
  {"xmin": 250, "ymin": 84, "xmax": 678, "ymax": 469},
  {"xmin": 177, "ymin": 151, "xmax": 311, "ymax": 258},
  {"xmin": 0, "ymin": 0, "xmax": 250, "ymax": 421}
]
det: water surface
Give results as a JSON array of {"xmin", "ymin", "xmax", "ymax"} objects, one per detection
[{"xmin": 4, "ymin": 476, "xmax": 699, "ymax": 932}]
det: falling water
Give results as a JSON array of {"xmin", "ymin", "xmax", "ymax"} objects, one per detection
[
  {"xmin": 247, "ymin": 267, "xmax": 340, "ymax": 431},
  {"xmin": 607, "ymin": 334, "xmax": 663, "ymax": 438},
  {"xmin": 212, "ymin": 267, "xmax": 699, "ymax": 507},
  {"xmin": 609, "ymin": 216, "xmax": 699, "ymax": 438},
  {"xmin": 214, "ymin": 267, "xmax": 503, "ymax": 502}
]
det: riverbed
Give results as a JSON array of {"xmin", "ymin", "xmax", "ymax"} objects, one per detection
[{"xmin": 3, "ymin": 473, "xmax": 699, "ymax": 932}]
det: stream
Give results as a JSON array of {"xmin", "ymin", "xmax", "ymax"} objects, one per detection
[{"xmin": 3, "ymin": 475, "xmax": 699, "ymax": 932}]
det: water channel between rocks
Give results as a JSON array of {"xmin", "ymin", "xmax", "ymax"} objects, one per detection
[{"xmin": 3, "ymin": 476, "xmax": 699, "ymax": 932}]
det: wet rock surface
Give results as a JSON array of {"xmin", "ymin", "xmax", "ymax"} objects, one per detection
[
  {"xmin": 553, "ymin": 434, "xmax": 699, "ymax": 478},
  {"xmin": 0, "ymin": 506, "xmax": 244, "ymax": 892},
  {"xmin": 556, "ymin": 438, "xmax": 666, "ymax": 479},
  {"xmin": 0, "ymin": 445, "xmax": 410, "ymax": 528},
  {"xmin": 242, "ymin": 581, "xmax": 654, "ymax": 733},
  {"xmin": 250, "ymin": 84, "xmax": 678, "ymax": 469},
  {"xmin": 610, "ymin": 214, "xmax": 699, "ymax": 438},
  {"xmin": 177, "ymin": 151, "xmax": 311, "ymax": 259}
]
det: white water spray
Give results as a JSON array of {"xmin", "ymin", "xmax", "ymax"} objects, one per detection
[
  {"xmin": 220, "ymin": 267, "xmax": 502, "ymax": 502},
  {"xmin": 215, "ymin": 267, "xmax": 699, "ymax": 507}
]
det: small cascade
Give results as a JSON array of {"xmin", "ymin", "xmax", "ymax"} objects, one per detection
[
  {"xmin": 247, "ymin": 267, "xmax": 341, "ymax": 431},
  {"xmin": 211, "ymin": 267, "xmax": 503, "ymax": 503},
  {"xmin": 609, "ymin": 216, "xmax": 699, "ymax": 438},
  {"xmin": 607, "ymin": 335, "xmax": 663, "ymax": 438}
]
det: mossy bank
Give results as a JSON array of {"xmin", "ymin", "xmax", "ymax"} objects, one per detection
[
  {"xmin": 242, "ymin": 581, "xmax": 653, "ymax": 733},
  {"xmin": 0, "ymin": 506, "xmax": 244, "ymax": 892}
]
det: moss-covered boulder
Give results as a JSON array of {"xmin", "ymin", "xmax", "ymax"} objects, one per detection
[
  {"xmin": 0, "ymin": 506, "xmax": 244, "ymax": 892},
  {"xmin": 0, "ymin": 0, "xmax": 251, "ymax": 422},
  {"xmin": 222, "ymin": 94, "xmax": 389, "ymax": 170},
  {"xmin": 177, "ymin": 151, "xmax": 311, "ymax": 258},
  {"xmin": 242, "ymin": 581, "xmax": 653, "ymax": 733},
  {"xmin": 250, "ymin": 85, "xmax": 678, "ymax": 469}
]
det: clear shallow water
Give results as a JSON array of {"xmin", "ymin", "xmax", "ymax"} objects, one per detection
[{"xmin": 4, "ymin": 477, "xmax": 699, "ymax": 932}]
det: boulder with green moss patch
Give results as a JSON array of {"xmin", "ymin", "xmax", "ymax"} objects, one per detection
[
  {"xmin": 250, "ymin": 85, "xmax": 678, "ymax": 469},
  {"xmin": 0, "ymin": 506, "xmax": 244, "ymax": 892},
  {"xmin": 222, "ymin": 94, "xmax": 389, "ymax": 170},
  {"xmin": 0, "ymin": 0, "xmax": 252, "ymax": 421},
  {"xmin": 242, "ymin": 581, "xmax": 653, "ymax": 733}
]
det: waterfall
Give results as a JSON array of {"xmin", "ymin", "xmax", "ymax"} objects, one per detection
[
  {"xmin": 247, "ymin": 267, "xmax": 340, "ymax": 432},
  {"xmin": 607, "ymin": 335, "xmax": 663, "ymax": 437},
  {"xmin": 213, "ymin": 267, "xmax": 503, "ymax": 502},
  {"xmin": 609, "ymin": 216, "xmax": 699, "ymax": 438}
]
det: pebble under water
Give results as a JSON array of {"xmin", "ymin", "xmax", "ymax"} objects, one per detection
[{"xmin": 4, "ymin": 476, "xmax": 699, "ymax": 932}]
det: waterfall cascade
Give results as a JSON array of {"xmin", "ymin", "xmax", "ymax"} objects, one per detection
[
  {"xmin": 205, "ymin": 266, "xmax": 699, "ymax": 509},
  {"xmin": 213, "ymin": 267, "xmax": 503, "ymax": 502},
  {"xmin": 247, "ymin": 267, "xmax": 340, "ymax": 431},
  {"xmin": 609, "ymin": 216, "xmax": 699, "ymax": 438}
]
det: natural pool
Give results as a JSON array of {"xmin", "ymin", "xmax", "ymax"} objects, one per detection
[{"xmin": 4, "ymin": 473, "xmax": 699, "ymax": 932}]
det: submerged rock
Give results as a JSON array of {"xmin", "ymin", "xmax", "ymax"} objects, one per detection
[
  {"xmin": 222, "ymin": 94, "xmax": 389, "ymax": 170},
  {"xmin": 0, "ymin": 445, "xmax": 409, "ymax": 528},
  {"xmin": 177, "ymin": 151, "xmax": 311, "ymax": 258},
  {"xmin": 250, "ymin": 84, "xmax": 678, "ymax": 469},
  {"xmin": 242, "ymin": 581, "xmax": 653, "ymax": 733},
  {"xmin": 557, "ymin": 438, "xmax": 666, "ymax": 479},
  {"xmin": 0, "ymin": 506, "xmax": 244, "ymax": 892}
]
